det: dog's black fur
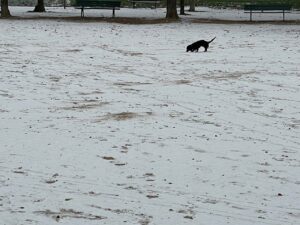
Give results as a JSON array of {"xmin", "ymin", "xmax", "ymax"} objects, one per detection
[{"xmin": 186, "ymin": 37, "xmax": 216, "ymax": 52}]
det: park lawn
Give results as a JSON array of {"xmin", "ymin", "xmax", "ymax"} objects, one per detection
[{"xmin": 0, "ymin": 10, "xmax": 300, "ymax": 225}]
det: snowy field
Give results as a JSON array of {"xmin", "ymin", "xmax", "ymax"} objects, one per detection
[{"xmin": 1, "ymin": 6, "xmax": 300, "ymax": 225}]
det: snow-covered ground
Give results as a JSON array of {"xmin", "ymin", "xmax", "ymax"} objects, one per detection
[{"xmin": 1, "ymin": 6, "xmax": 300, "ymax": 225}]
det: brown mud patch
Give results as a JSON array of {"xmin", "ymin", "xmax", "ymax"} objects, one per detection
[
  {"xmin": 96, "ymin": 111, "xmax": 152, "ymax": 122},
  {"xmin": 35, "ymin": 208, "xmax": 106, "ymax": 221},
  {"xmin": 58, "ymin": 100, "xmax": 109, "ymax": 111},
  {"xmin": 114, "ymin": 81, "xmax": 152, "ymax": 86}
]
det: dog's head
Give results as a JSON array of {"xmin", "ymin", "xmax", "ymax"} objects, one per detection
[{"xmin": 186, "ymin": 45, "xmax": 191, "ymax": 52}]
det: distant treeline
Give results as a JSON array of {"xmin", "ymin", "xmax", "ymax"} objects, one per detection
[
  {"xmin": 8, "ymin": 0, "xmax": 300, "ymax": 8},
  {"xmin": 9, "ymin": 0, "xmax": 66, "ymax": 6}
]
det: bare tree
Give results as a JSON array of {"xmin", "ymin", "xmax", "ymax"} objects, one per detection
[
  {"xmin": 166, "ymin": 0, "xmax": 178, "ymax": 19},
  {"xmin": 1, "ymin": 0, "xmax": 11, "ymax": 17},
  {"xmin": 33, "ymin": 0, "xmax": 46, "ymax": 12},
  {"xmin": 189, "ymin": 0, "xmax": 195, "ymax": 12}
]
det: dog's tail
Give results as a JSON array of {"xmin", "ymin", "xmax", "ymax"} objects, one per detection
[{"xmin": 208, "ymin": 37, "xmax": 216, "ymax": 43}]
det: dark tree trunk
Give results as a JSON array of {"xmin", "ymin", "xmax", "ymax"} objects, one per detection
[
  {"xmin": 180, "ymin": 0, "xmax": 184, "ymax": 15},
  {"xmin": 189, "ymin": 0, "xmax": 195, "ymax": 12},
  {"xmin": 1, "ymin": 0, "xmax": 11, "ymax": 17},
  {"xmin": 33, "ymin": 0, "xmax": 45, "ymax": 12},
  {"xmin": 166, "ymin": 0, "xmax": 178, "ymax": 19}
]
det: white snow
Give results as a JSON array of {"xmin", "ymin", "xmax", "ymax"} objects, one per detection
[{"xmin": 0, "ymin": 6, "xmax": 300, "ymax": 225}]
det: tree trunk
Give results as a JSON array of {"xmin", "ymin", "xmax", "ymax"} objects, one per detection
[
  {"xmin": 33, "ymin": 0, "xmax": 45, "ymax": 12},
  {"xmin": 189, "ymin": 0, "xmax": 195, "ymax": 12},
  {"xmin": 166, "ymin": 0, "xmax": 179, "ymax": 19},
  {"xmin": 1, "ymin": 0, "xmax": 11, "ymax": 17},
  {"xmin": 180, "ymin": 0, "xmax": 184, "ymax": 15}
]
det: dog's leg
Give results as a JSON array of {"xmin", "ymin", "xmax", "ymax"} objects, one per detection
[{"xmin": 205, "ymin": 44, "xmax": 209, "ymax": 52}]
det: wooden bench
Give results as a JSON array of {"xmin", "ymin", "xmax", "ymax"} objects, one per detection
[
  {"xmin": 75, "ymin": 0, "xmax": 121, "ymax": 18},
  {"xmin": 131, "ymin": 0, "xmax": 160, "ymax": 9},
  {"xmin": 244, "ymin": 4, "xmax": 292, "ymax": 21}
]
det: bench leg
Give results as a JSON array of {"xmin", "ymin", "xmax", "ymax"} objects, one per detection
[
  {"xmin": 112, "ymin": 8, "xmax": 115, "ymax": 17},
  {"xmin": 81, "ymin": 8, "xmax": 84, "ymax": 18},
  {"xmin": 250, "ymin": 10, "xmax": 252, "ymax": 21}
]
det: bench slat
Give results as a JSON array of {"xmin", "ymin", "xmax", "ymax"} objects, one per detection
[
  {"xmin": 75, "ymin": 0, "xmax": 121, "ymax": 7},
  {"xmin": 244, "ymin": 4, "xmax": 291, "ymax": 11},
  {"xmin": 130, "ymin": 0, "xmax": 160, "ymax": 9}
]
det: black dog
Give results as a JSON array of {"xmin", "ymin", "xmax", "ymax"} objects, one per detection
[{"xmin": 186, "ymin": 37, "xmax": 216, "ymax": 52}]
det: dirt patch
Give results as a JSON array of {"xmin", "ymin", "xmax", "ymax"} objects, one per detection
[
  {"xmin": 12, "ymin": 170, "xmax": 27, "ymax": 175},
  {"xmin": 114, "ymin": 81, "xmax": 152, "ymax": 86},
  {"xmin": 89, "ymin": 205, "xmax": 152, "ymax": 224},
  {"xmin": 96, "ymin": 111, "xmax": 152, "ymax": 122},
  {"xmin": 114, "ymin": 49, "xmax": 143, "ymax": 56},
  {"xmin": 58, "ymin": 101, "xmax": 109, "ymax": 111},
  {"xmin": 63, "ymin": 49, "xmax": 82, "ymax": 53},
  {"xmin": 146, "ymin": 194, "xmax": 159, "ymax": 199},
  {"xmin": 175, "ymin": 79, "xmax": 192, "ymax": 85},
  {"xmin": 102, "ymin": 156, "xmax": 115, "ymax": 160},
  {"xmin": 201, "ymin": 71, "xmax": 255, "ymax": 81},
  {"xmin": 35, "ymin": 208, "xmax": 106, "ymax": 221},
  {"xmin": 90, "ymin": 204, "xmax": 131, "ymax": 214},
  {"xmin": 108, "ymin": 112, "xmax": 138, "ymax": 120},
  {"xmin": 0, "ymin": 93, "xmax": 13, "ymax": 98},
  {"xmin": 139, "ymin": 218, "xmax": 151, "ymax": 225},
  {"xmin": 78, "ymin": 90, "xmax": 103, "ymax": 95}
]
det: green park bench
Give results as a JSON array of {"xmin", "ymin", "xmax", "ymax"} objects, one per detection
[
  {"xmin": 244, "ymin": 3, "xmax": 292, "ymax": 21},
  {"xmin": 75, "ymin": 0, "xmax": 121, "ymax": 18},
  {"xmin": 131, "ymin": 0, "xmax": 160, "ymax": 9}
]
